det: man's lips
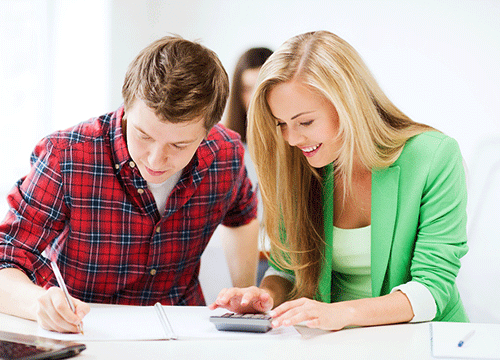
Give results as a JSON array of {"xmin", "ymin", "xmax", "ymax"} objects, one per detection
[{"xmin": 145, "ymin": 166, "xmax": 167, "ymax": 176}]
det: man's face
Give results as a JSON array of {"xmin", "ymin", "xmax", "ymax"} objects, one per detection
[{"xmin": 124, "ymin": 99, "xmax": 206, "ymax": 184}]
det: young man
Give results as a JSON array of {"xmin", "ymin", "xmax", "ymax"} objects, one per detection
[{"xmin": 0, "ymin": 36, "xmax": 259, "ymax": 333}]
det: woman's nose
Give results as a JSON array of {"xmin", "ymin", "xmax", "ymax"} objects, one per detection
[{"xmin": 284, "ymin": 127, "xmax": 303, "ymax": 146}]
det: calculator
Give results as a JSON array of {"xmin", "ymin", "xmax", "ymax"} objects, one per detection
[{"xmin": 209, "ymin": 313, "xmax": 273, "ymax": 333}]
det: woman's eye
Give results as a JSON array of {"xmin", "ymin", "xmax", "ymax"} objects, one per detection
[
  {"xmin": 300, "ymin": 120, "xmax": 313, "ymax": 126},
  {"xmin": 276, "ymin": 122, "xmax": 286, "ymax": 127}
]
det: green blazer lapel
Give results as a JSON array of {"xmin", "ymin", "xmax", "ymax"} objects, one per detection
[
  {"xmin": 371, "ymin": 165, "xmax": 400, "ymax": 297},
  {"xmin": 317, "ymin": 164, "xmax": 334, "ymax": 303}
]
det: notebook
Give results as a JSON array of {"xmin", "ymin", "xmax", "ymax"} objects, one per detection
[
  {"xmin": 36, "ymin": 304, "xmax": 300, "ymax": 341},
  {"xmin": 0, "ymin": 330, "xmax": 85, "ymax": 360}
]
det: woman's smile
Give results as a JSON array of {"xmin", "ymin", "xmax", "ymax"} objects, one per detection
[{"xmin": 298, "ymin": 144, "xmax": 322, "ymax": 157}]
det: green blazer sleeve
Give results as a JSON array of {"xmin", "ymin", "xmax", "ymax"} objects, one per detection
[{"xmin": 319, "ymin": 131, "xmax": 469, "ymax": 322}]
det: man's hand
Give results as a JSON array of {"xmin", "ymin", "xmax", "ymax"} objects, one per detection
[{"xmin": 36, "ymin": 287, "xmax": 90, "ymax": 333}]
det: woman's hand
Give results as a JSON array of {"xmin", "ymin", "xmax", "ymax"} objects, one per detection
[
  {"xmin": 35, "ymin": 286, "xmax": 90, "ymax": 333},
  {"xmin": 269, "ymin": 297, "xmax": 349, "ymax": 331},
  {"xmin": 208, "ymin": 286, "xmax": 273, "ymax": 314}
]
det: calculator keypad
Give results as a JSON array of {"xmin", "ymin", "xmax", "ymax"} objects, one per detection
[{"xmin": 210, "ymin": 313, "xmax": 273, "ymax": 333}]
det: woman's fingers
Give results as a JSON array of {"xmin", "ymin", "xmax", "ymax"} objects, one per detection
[
  {"xmin": 270, "ymin": 298, "xmax": 306, "ymax": 317},
  {"xmin": 270, "ymin": 298, "xmax": 311, "ymax": 327},
  {"xmin": 209, "ymin": 286, "xmax": 273, "ymax": 313},
  {"xmin": 269, "ymin": 298, "xmax": 341, "ymax": 330}
]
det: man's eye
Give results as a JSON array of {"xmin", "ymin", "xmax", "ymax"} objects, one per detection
[{"xmin": 136, "ymin": 131, "xmax": 152, "ymax": 140}]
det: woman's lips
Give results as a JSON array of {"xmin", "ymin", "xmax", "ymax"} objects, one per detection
[{"xmin": 299, "ymin": 143, "xmax": 321, "ymax": 157}]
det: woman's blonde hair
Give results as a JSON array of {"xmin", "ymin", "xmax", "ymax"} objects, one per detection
[{"xmin": 248, "ymin": 30, "xmax": 434, "ymax": 299}]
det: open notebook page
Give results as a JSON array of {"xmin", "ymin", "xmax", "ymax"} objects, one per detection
[{"xmin": 36, "ymin": 305, "xmax": 300, "ymax": 341}]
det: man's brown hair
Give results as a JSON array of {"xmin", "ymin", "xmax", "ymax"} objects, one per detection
[{"xmin": 122, "ymin": 35, "xmax": 229, "ymax": 130}]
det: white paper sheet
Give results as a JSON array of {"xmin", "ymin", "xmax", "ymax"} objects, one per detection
[
  {"xmin": 37, "ymin": 305, "xmax": 301, "ymax": 341},
  {"xmin": 430, "ymin": 322, "xmax": 500, "ymax": 359}
]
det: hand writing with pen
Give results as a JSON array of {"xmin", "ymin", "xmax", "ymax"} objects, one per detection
[
  {"xmin": 37, "ymin": 227, "xmax": 90, "ymax": 334},
  {"xmin": 35, "ymin": 285, "xmax": 90, "ymax": 334}
]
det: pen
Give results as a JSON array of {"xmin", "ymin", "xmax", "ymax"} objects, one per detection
[
  {"xmin": 457, "ymin": 329, "xmax": 475, "ymax": 347},
  {"xmin": 50, "ymin": 260, "xmax": 84, "ymax": 335},
  {"xmin": 154, "ymin": 302, "xmax": 177, "ymax": 340}
]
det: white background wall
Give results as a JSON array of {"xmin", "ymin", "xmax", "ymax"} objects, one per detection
[
  {"xmin": 106, "ymin": 0, "xmax": 500, "ymax": 167},
  {"xmin": 1, "ymin": 0, "xmax": 499, "ymax": 320},
  {"xmin": 108, "ymin": 0, "xmax": 500, "ymax": 317}
]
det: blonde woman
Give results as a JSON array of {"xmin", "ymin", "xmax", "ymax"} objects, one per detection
[{"xmin": 210, "ymin": 30, "xmax": 469, "ymax": 330}]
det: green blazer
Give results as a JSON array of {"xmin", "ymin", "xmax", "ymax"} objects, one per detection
[
  {"xmin": 319, "ymin": 131, "xmax": 469, "ymax": 322},
  {"xmin": 272, "ymin": 131, "xmax": 469, "ymax": 322}
]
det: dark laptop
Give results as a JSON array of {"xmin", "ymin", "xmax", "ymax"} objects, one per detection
[{"xmin": 0, "ymin": 330, "xmax": 85, "ymax": 360}]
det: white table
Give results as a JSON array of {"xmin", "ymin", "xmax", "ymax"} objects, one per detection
[{"xmin": 0, "ymin": 307, "xmax": 433, "ymax": 360}]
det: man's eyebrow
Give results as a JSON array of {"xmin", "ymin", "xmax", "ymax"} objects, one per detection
[
  {"xmin": 173, "ymin": 138, "xmax": 198, "ymax": 145},
  {"xmin": 133, "ymin": 124, "xmax": 151, "ymax": 136},
  {"xmin": 133, "ymin": 123, "xmax": 200, "ymax": 145}
]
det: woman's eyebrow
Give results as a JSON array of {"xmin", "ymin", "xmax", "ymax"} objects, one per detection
[{"xmin": 291, "ymin": 111, "xmax": 315, "ymax": 120}]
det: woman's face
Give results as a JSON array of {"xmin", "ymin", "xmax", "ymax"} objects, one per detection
[
  {"xmin": 241, "ymin": 68, "xmax": 261, "ymax": 112},
  {"xmin": 267, "ymin": 80, "xmax": 341, "ymax": 168}
]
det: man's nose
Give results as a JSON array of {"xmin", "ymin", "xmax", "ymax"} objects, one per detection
[{"xmin": 148, "ymin": 145, "xmax": 168, "ymax": 169}]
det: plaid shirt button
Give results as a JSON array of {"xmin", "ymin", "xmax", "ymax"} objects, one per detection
[
  {"xmin": 129, "ymin": 161, "xmax": 136, "ymax": 168},
  {"xmin": 137, "ymin": 188, "xmax": 145, "ymax": 195},
  {"xmin": 150, "ymin": 269, "xmax": 157, "ymax": 276}
]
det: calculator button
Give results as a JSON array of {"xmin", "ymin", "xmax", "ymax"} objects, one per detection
[{"xmin": 209, "ymin": 313, "xmax": 273, "ymax": 333}]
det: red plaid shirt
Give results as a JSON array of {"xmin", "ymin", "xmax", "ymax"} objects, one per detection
[{"xmin": 0, "ymin": 106, "xmax": 257, "ymax": 306}]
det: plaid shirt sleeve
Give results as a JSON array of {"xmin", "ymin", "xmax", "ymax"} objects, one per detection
[
  {"xmin": 218, "ymin": 129, "xmax": 258, "ymax": 227},
  {"xmin": 0, "ymin": 135, "xmax": 69, "ymax": 284}
]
